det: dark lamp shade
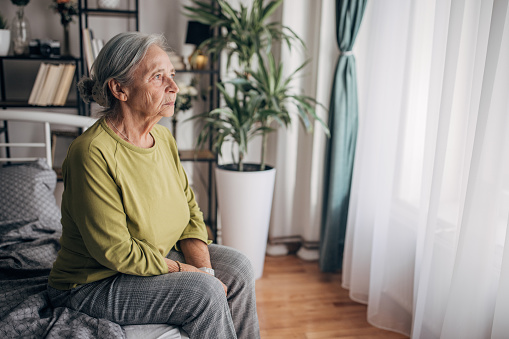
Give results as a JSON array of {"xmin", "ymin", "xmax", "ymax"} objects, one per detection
[{"xmin": 185, "ymin": 21, "xmax": 212, "ymax": 46}]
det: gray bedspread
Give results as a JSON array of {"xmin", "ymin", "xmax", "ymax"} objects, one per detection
[{"xmin": 0, "ymin": 218, "xmax": 126, "ymax": 339}]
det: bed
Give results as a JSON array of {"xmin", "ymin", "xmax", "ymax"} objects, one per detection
[{"xmin": 0, "ymin": 110, "xmax": 188, "ymax": 338}]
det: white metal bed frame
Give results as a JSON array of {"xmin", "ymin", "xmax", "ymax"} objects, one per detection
[{"xmin": 0, "ymin": 109, "xmax": 96, "ymax": 167}]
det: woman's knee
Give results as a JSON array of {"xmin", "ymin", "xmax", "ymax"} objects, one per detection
[
  {"xmin": 231, "ymin": 249, "xmax": 255, "ymax": 283},
  {"xmin": 210, "ymin": 245, "xmax": 255, "ymax": 286},
  {"xmin": 187, "ymin": 273, "xmax": 228, "ymax": 309}
]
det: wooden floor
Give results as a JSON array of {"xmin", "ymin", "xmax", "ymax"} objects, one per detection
[{"xmin": 255, "ymin": 255, "xmax": 408, "ymax": 339}]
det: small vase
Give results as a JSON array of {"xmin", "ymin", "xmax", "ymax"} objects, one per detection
[
  {"xmin": 62, "ymin": 24, "xmax": 70, "ymax": 56},
  {"xmin": 11, "ymin": 6, "xmax": 31, "ymax": 55}
]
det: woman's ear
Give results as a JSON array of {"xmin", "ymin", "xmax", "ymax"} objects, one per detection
[{"xmin": 108, "ymin": 78, "xmax": 128, "ymax": 102}]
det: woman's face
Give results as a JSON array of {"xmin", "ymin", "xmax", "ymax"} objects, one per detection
[{"xmin": 124, "ymin": 45, "xmax": 179, "ymax": 119}]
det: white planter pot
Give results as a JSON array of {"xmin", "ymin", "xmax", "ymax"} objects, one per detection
[
  {"xmin": 0, "ymin": 30, "xmax": 10, "ymax": 56},
  {"xmin": 216, "ymin": 165, "xmax": 276, "ymax": 280}
]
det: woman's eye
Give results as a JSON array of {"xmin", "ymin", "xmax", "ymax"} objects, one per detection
[
  {"xmin": 170, "ymin": 74, "xmax": 175, "ymax": 80},
  {"xmin": 155, "ymin": 74, "xmax": 161, "ymax": 80}
]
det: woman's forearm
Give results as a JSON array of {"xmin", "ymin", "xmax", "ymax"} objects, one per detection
[
  {"xmin": 173, "ymin": 239, "xmax": 228, "ymax": 295},
  {"xmin": 179, "ymin": 238, "xmax": 212, "ymax": 268}
]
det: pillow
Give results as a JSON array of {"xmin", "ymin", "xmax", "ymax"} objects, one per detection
[{"xmin": 0, "ymin": 159, "xmax": 61, "ymax": 224}]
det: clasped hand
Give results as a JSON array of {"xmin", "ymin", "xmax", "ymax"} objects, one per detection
[{"xmin": 164, "ymin": 258, "xmax": 228, "ymax": 296}]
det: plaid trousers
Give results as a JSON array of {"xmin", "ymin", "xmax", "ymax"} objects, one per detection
[{"xmin": 48, "ymin": 244, "xmax": 260, "ymax": 339}]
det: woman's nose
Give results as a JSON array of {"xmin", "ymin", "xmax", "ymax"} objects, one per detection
[{"xmin": 166, "ymin": 77, "xmax": 179, "ymax": 93}]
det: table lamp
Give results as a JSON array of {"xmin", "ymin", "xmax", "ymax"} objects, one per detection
[{"xmin": 185, "ymin": 21, "xmax": 211, "ymax": 70}]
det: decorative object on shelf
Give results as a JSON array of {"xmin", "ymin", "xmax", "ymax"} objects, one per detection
[
  {"xmin": 173, "ymin": 80, "xmax": 198, "ymax": 142},
  {"xmin": 50, "ymin": 0, "xmax": 78, "ymax": 56},
  {"xmin": 185, "ymin": 0, "xmax": 329, "ymax": 280},
  {"xmin": 168, "ymin": 52, "xmax": 186, "ymax": 70},
  {"xmin": 185, "ymin": 21, "xmax": 211, "ymax": 70},
  {"xmin": 61, "ymin": 24, "xmax": 70, "ymax": 56},
  {"xmin": 0, "ymin": 11, "xmax": 10, "ymax": 56},
  {"xmin": 10, "ymin": 0, "xmax": 31, "ymax": 55},
  {"xmin": 97, "ymin": 0, "xmax": 121, "ymax": 9},
  {"xmin": 28, "ymin": 39, "xmax": 60, "ymax": 58}
]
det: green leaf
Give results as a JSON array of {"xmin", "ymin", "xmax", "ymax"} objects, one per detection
[
  {"xmin": 296, "ymin": 105, "xmax": 312, "ymax": 132},
  {"xmin": 261, "ymin": 0, "xmax": 283, "ymax": 22},
  {"xmin": 190, "ymin": 1, "xmax": 215, "ymax": 11},
  {"xmin": 283, "ymin": 60, "xmax": 310, "ymax": 88},
  {"xmin": 218, "ymin": 0, "xmax": 242, "ymax": 27}
]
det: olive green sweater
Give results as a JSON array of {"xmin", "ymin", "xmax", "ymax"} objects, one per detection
[{"xmin": 48, "ymin": 119, "xmax": 209, "ymax": 290}]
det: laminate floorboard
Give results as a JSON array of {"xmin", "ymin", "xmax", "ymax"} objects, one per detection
[{"xmin": 256, "ymin": 255, "xmax": 408, "ymax": 339}]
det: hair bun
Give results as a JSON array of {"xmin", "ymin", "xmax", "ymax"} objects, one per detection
[
  {"xmin": 77, "ymin": 77, "xmax": 95, "ymax": 104},
  {"xmin": 77, "ymin": 77, "xmax": 109, "ymax": 107}
]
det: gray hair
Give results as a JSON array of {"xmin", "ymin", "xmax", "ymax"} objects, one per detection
[{"xmin": 77, "ymin": 32, "xmax": 169, "ymax": 117}]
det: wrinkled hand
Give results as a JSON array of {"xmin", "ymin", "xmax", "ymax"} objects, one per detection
[{"xmin": 164, "ymin": 258, "xmax": 227, "ymax": 295}]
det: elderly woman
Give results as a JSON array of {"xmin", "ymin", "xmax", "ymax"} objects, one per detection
[{"xmin": 47, "ymin": 32, "xmax": 260, "ymax": 339}]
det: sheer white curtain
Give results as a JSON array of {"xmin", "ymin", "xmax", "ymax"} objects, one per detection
[
  {"xmin": 267, "ymin": 0, "xmax": 337, "ymax": 259},
  {"xmin": 343, "ymin": 0, "xmax": 509, "ymax": 337}
]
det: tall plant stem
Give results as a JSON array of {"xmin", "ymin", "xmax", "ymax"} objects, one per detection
[
  {"xmin": 261, "ymin": 128, "xmax": 268, "ymax": 171},
  {"xmin": 238, "ymin": 88, "xmax": 248, "ymax": 172},
  {"xmin": 239, "ymin": 153, "xmax": 244, "ymax": 172},
  {"xmin": 231, "ymin": 147, "xmax": 237, "ymax": 168}
]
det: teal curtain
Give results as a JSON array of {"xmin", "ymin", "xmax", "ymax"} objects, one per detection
[{"xmin": 320, "ymin": 0, "xmax": 367, "ymax": 272}]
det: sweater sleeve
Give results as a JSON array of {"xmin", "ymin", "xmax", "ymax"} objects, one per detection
[{"xmin": 63, "ymin": 142, "xmax": 168, "ymax": 276}]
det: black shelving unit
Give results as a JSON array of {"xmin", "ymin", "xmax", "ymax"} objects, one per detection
[
  {"xmin": 0, "ymin": 54, "xmax": 83, "ymax": 159},
  {"xmin": 0, "ymin": 55, "xmax": 83, "ymax": 113},
  {"xmin": 176, "ymin": 65, "xmax": 220, "ymax": 239},
  {"xmin": 78, "ymin": 0, "xmax": 139, "ymax": 80}
]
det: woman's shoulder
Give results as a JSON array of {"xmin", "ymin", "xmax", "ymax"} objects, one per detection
[{"xmin": 67, "ymin": 119, "xmax": 116, "ymax": 158}]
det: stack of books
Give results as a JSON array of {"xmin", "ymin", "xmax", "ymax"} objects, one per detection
[
  {"xmin": 28, "ymin": 63, "xmax": 76, "ymax": 106},
  {"xmin": 82, "ymin": 28, "xmax": 104, "ymax": 73}
]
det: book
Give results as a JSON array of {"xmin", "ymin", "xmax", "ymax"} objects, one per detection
[
  {"xmin": 96, "ymin": 39, "xmax": 104, "ymax": 54},
  {"xmin": 55, "ymin": 64, "xmax": 75, "ymax": 106},
  {"xmin": 82, "ymin": 28, "xmax": 95, "ymax": 73},
  {"xmin": 36, "ymin": 64, "xmax": 60, "ymax": 106},
  {"xmin": 34, "ymin": 64, "xmax": 55, "ymax": 106},
  {"xmin": 91, "ymin": 38, "xmax": 105, "ymax": 59},
  {"xmin": 28, "ymin": 63, "xmax": 49, "ymax": 105},
  {"xmin": 53, "ymin": 63, "xmax": 76, "ymax": 106},
  {"xmin": 92, "ymin": 38, "xmax": 99, "ymax": 59},
  {"xmin": 46, "ymin": 64, "xmax": 66, "ymax": 106}
]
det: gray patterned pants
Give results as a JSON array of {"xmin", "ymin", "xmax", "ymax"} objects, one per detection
[{"xmin": 47, "ymin": 244, "xmax": 260, "ymax": 339}]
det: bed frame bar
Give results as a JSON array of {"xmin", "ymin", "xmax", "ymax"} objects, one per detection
[{"xmin": 0, "ymin": 109, "xmax": 96, "ymax": 167}]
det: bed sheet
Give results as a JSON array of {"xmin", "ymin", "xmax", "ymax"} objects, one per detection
[{"xmin": 0, "ymin": 218, "xmax": 126, "ymax": 338}]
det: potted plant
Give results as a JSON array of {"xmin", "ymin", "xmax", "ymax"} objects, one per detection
[
  {"xmin": 184, "ymin": 0, "xmax": 329, "ymax": 279},
  {"xmin": 0, "ymin": 12, "xmax": 9, "ymax": 56},
  {"xmin": 183, "ymin": 0, "xmax": 302, "ymax": 70}
]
